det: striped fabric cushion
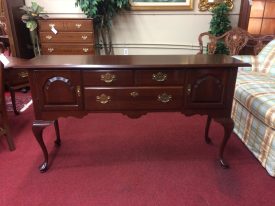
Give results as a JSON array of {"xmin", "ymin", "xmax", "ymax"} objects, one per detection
[
  {"xmin": 234, "ymin": 71, "xmax": 275, "ymax": 129},
  {"xmin": 233, "ymin": 39, "xmax": 275, "ymax": 75},
  {"xmin": 257, "ymin": 39, "xmax": 275, "ymax": 75}
]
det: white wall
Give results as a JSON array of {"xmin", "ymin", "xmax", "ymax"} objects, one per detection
[{"xmin": 25, "ymin": 0, "xmax": 241, "ymax": 55}]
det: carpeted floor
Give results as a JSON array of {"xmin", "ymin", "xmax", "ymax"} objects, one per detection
[
  {"xmin": 0, "ymin": 93, "xmax": 274, "ymax": 206},
  {"xmin": 5, "ymin": 92, "xmax": 32, "ymax": 113}
]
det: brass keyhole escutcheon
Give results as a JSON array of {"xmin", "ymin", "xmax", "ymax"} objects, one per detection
[
  {"xmin": 76, "ymin": 86, "xmax": 81, "ymax": 97},
  {"xmin": 187, "ymin": 84, "xmax": 192, "ymax": 95},
  {"xmin": 152, "ymin": 72, "xmax": 167, "ymax": 82},
  {"xmin": 101, "ymin": 73, "xmax": 116, "ymax": 83},
  {"xmin": 96, "ymin": 94, "xmax": 111, "ymax": 104},
  {"xmin": 158, "ymin": 93, "xmax": 172, "ymax": 103}
]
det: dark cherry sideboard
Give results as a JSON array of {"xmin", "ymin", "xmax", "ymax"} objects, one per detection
[{"xmin": 12, "ymin": 54, "xmax": 250, "ymax": 172}]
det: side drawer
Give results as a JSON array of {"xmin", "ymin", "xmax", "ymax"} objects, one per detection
[
  {"xmin": 39, "ymin": 32, "xmax": 94, "ymax": 43},
  {"xmin": 83, "ymin": 71, "xmax": 133, "ymax": 86},
  {"xmin": 41, "ymin": 44, "xmax": 94, "ymax": 55},
  {"xmin": 64, "ymin": 19, "xmax": 93, "ymax": 31},
  {"xmin": 5, "ymin": 69, "xmax": 29, "ymax": 86},
  {"xmin": 135, "ymin": 70, "xmax": 184, "ymax": 85},
  {"xmin": 38, "ymin": 20, "xmax": 65, "ymax": 32},
  {"xmin": 84, "ymin": 86, "xmax": 183, "ymax": 111}
]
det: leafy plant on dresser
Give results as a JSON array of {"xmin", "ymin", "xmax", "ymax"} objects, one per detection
[
  {"xmin": 209, "ymin": 2, "xmax": 232, "ymax": 54},
  {"xmin": 75, "ymin": 0, "xmax": 130, "ymax": 55}
]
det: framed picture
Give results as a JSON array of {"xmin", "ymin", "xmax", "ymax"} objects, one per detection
[{"xmin": 130, "ymin": 0, "xmax": 194, "ymax": 11}]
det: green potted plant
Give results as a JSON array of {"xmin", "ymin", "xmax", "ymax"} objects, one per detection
[
  {"xmin": 75, "ymin": 0, "xmax": 130, "ymax": 55},
  {"xmin": 20, "ymin": 1, "xmax": 48, "ymax": 56},
  {"xmin": 209, "ymin": 2, "xmax": 231, "ymax": 54}
]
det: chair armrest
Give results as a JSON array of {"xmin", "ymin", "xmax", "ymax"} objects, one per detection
[{"xmin": 232, "ymin": 55, "xmax": 256, "ymax": 72}]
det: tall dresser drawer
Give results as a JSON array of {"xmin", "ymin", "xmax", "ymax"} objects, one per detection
[
  {"xmin": 84, "ymin": 87, "xmax": 183, "ymax": 111},
  {"xmin": 135, "ymin": 70, "xmax": 184, "ymax": 85},
  {"xmin": 40, "ymin": 32, "xmax": 94, "ymax": 43},
  {"xmin": 83, "ymin": 71, "xmax": 133, "ymax": 86},
  {"xmin": 41, "ymin": 44, "xmax": 94, "ymax": 55},
  {"xmin": 38, "ymin": 19, "xmax": 93, "ymax": 32}
]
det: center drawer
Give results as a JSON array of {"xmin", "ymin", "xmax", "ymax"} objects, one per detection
[
  {"xmin": 40, "ymin": 32, "xmax": 94, "ymax": 43},
  {"xmin": 84, "ymin": 86, "xmax": 183, "ymax": 111}
]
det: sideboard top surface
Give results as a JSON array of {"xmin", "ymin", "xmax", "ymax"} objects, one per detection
[{"xmin": 11, "ymin": 54, "xmax": 250, "ymax": 70}]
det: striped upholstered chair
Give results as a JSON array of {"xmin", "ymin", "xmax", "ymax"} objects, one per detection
[{"xmin": 232, "ymin": 39, "xmax": 275, "ymax": 176}]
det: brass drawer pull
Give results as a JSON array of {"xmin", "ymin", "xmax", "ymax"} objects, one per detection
[
  {"xmin": 18, "ymin": 71, "xmax": 28, "ymax": 78},
  {"xmin": 187, "ymin": 84, "xmax": 192, "ymax": 95},
  {"xmin": 96, "ymin": 94, "xmax": 111, "ymax": 104},
  {"xmin": 130, "ymin": 91, "xmax": 139, "ymax": 97},
  {"xmin": 46, "ymin": 35, "xmax": 53, "ymax": 40},
  {"xmin": 100, "ymin": 73, "xmax": 116, "ymax": 83},
  {"xmin": 76, "ymin": 86, "xmax": 81, "ymax": 97},
  {"xmin": 49, "ymin": 24, "xmax": 55, "ymax": 27},
  {"xmin": 83, "ymin": 48, "xmax": 89, "ymax": 53},
  {"xmin": 76, "ymin": 23, "xmax": 82, "ymax": 29},
  {"xmin": 152, "ymin": 72, "xmax": 167, "ymax": 82},
  {"xmin": 81, "ymin": 35, "xmax": 88, "ymax": 40},
  {"xmin": 48, "ymin": 48, "xmax": 54, "ymax": 53},
  {"xmin": 158, "ymin": 93, "xmax": 172, "ymax": 103}
]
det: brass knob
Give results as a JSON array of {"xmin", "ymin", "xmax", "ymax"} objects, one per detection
[
  {"xmin": 100, "ymin": 73, "xmax": 116, "ymax": 83},
  {"xmin": 48, "ymin": 48, "xmax": 54, "ymax": 53},
  {"xmin": 46, "ymin": 35, "xmax": 52, "ymax": 40},
  {"xmin": 83, "ymin": 48, "xmax": 89, "ymax": 53},
  {"xmin": 49, "ymin": 24, "xmax": 55, "ymax": 27},
  {"xmin": 187, "ymin": 84, "xmax": 192, "ymax": 95},
  {"xmin": 76, "ymin": 86, "xmax": 81, "ymax": 97},
  {"xmin": 81, "ymin": 35, "xmax": 88, "ymax": 40},
  {"xmin": 130, "ymin": 91, "xmax": 139, "ymax": 97},
  {"xmin": 75, "ymin": 24, "xmax": 82, "ymax": 29},
  {"xmin": 158, "ymin": 93, "xmax": 172, "ymax": 103},
  {"xmin": 17, "ymin": 71, "xmax": 28, "ymax": 78},
  {"xmin": 152, "ymin": 72, "xmax": 167, "ymax": 82},
  {"xmin": 96, "ymin": 94, "xmax": 111, "ymax": 104}
]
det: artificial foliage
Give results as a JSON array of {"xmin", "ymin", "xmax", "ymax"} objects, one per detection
[
  {"xmin": 20, "ymin": 1, "xmax": 47, "ymax": 31},
  {"xmin": 75, "ymin": 0, "xmax": 130, "ymax": 54},
  {"xmin": 209, "ymin": 2, "xmax": 231, "ymax": 54}
]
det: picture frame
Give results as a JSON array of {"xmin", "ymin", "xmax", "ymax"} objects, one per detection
[
  {"xmin": 198, "ymin": 0, "xmax": 234, "ymax": 11},
  {"xmin": 130, "ymin": 0, "xmax": 194, "ymax": 11}
]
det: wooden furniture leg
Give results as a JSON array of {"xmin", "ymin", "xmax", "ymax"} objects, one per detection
[
  {"xmin": 204, "ymin": 115, "xmax": 212, "ymax": 144},
  {"xmin": 215, "ymin": 117, "xmax": 234, "ymax": 168},
  {"xmin": 54, "ymin": 120, "xmax": 61, "ymax": 146},
  {"xmin": 1, "ymin": 113, "xmax": 15, "ymax": 151},
  {"xmin": 1, "ymin": 62, "xmax": 15, "ymax": 150},
  {"xmin": 32, "ymin": 120, "xmax": 61, "ymax": 173},
  {"xmin": 9, "ymin": 87, "xmax": 19, "ymax": 115}
]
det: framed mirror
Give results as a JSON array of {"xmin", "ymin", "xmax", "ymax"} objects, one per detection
[{"xmin": 198, "ymin": 0, "xmax": 234, "ymax": 11}]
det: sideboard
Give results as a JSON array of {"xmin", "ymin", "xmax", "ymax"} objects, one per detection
[{"xmin": 13, "ymin": 54, "xmax": 250, "ymax": 172}]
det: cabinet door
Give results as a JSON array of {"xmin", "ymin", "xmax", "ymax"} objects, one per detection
[
  {"xmin": 33, "ymin": 70, "xmax": 82, "ymax": 111},
  {"xmin": 185, "ymin": 69, "xmax": 228, "ymax": 109}
]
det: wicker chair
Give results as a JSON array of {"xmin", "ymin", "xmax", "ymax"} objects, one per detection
[
  {"xmin": 198, "ymin": 27, "xmax": 274, "ymax": 55},
  {"xmin": 0, "ymin": 62, "xmax": 14, "ymax": 151}
]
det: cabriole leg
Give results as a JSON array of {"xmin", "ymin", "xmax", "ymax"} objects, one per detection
[{"xmin": 215, "ymin": 118, "xmax": 234, "ymax": 168}]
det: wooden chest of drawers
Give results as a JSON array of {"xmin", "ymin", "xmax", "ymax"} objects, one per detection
[{"xmin": 38, "ymin": 18, "xmax": 94, "ymax": 55}]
